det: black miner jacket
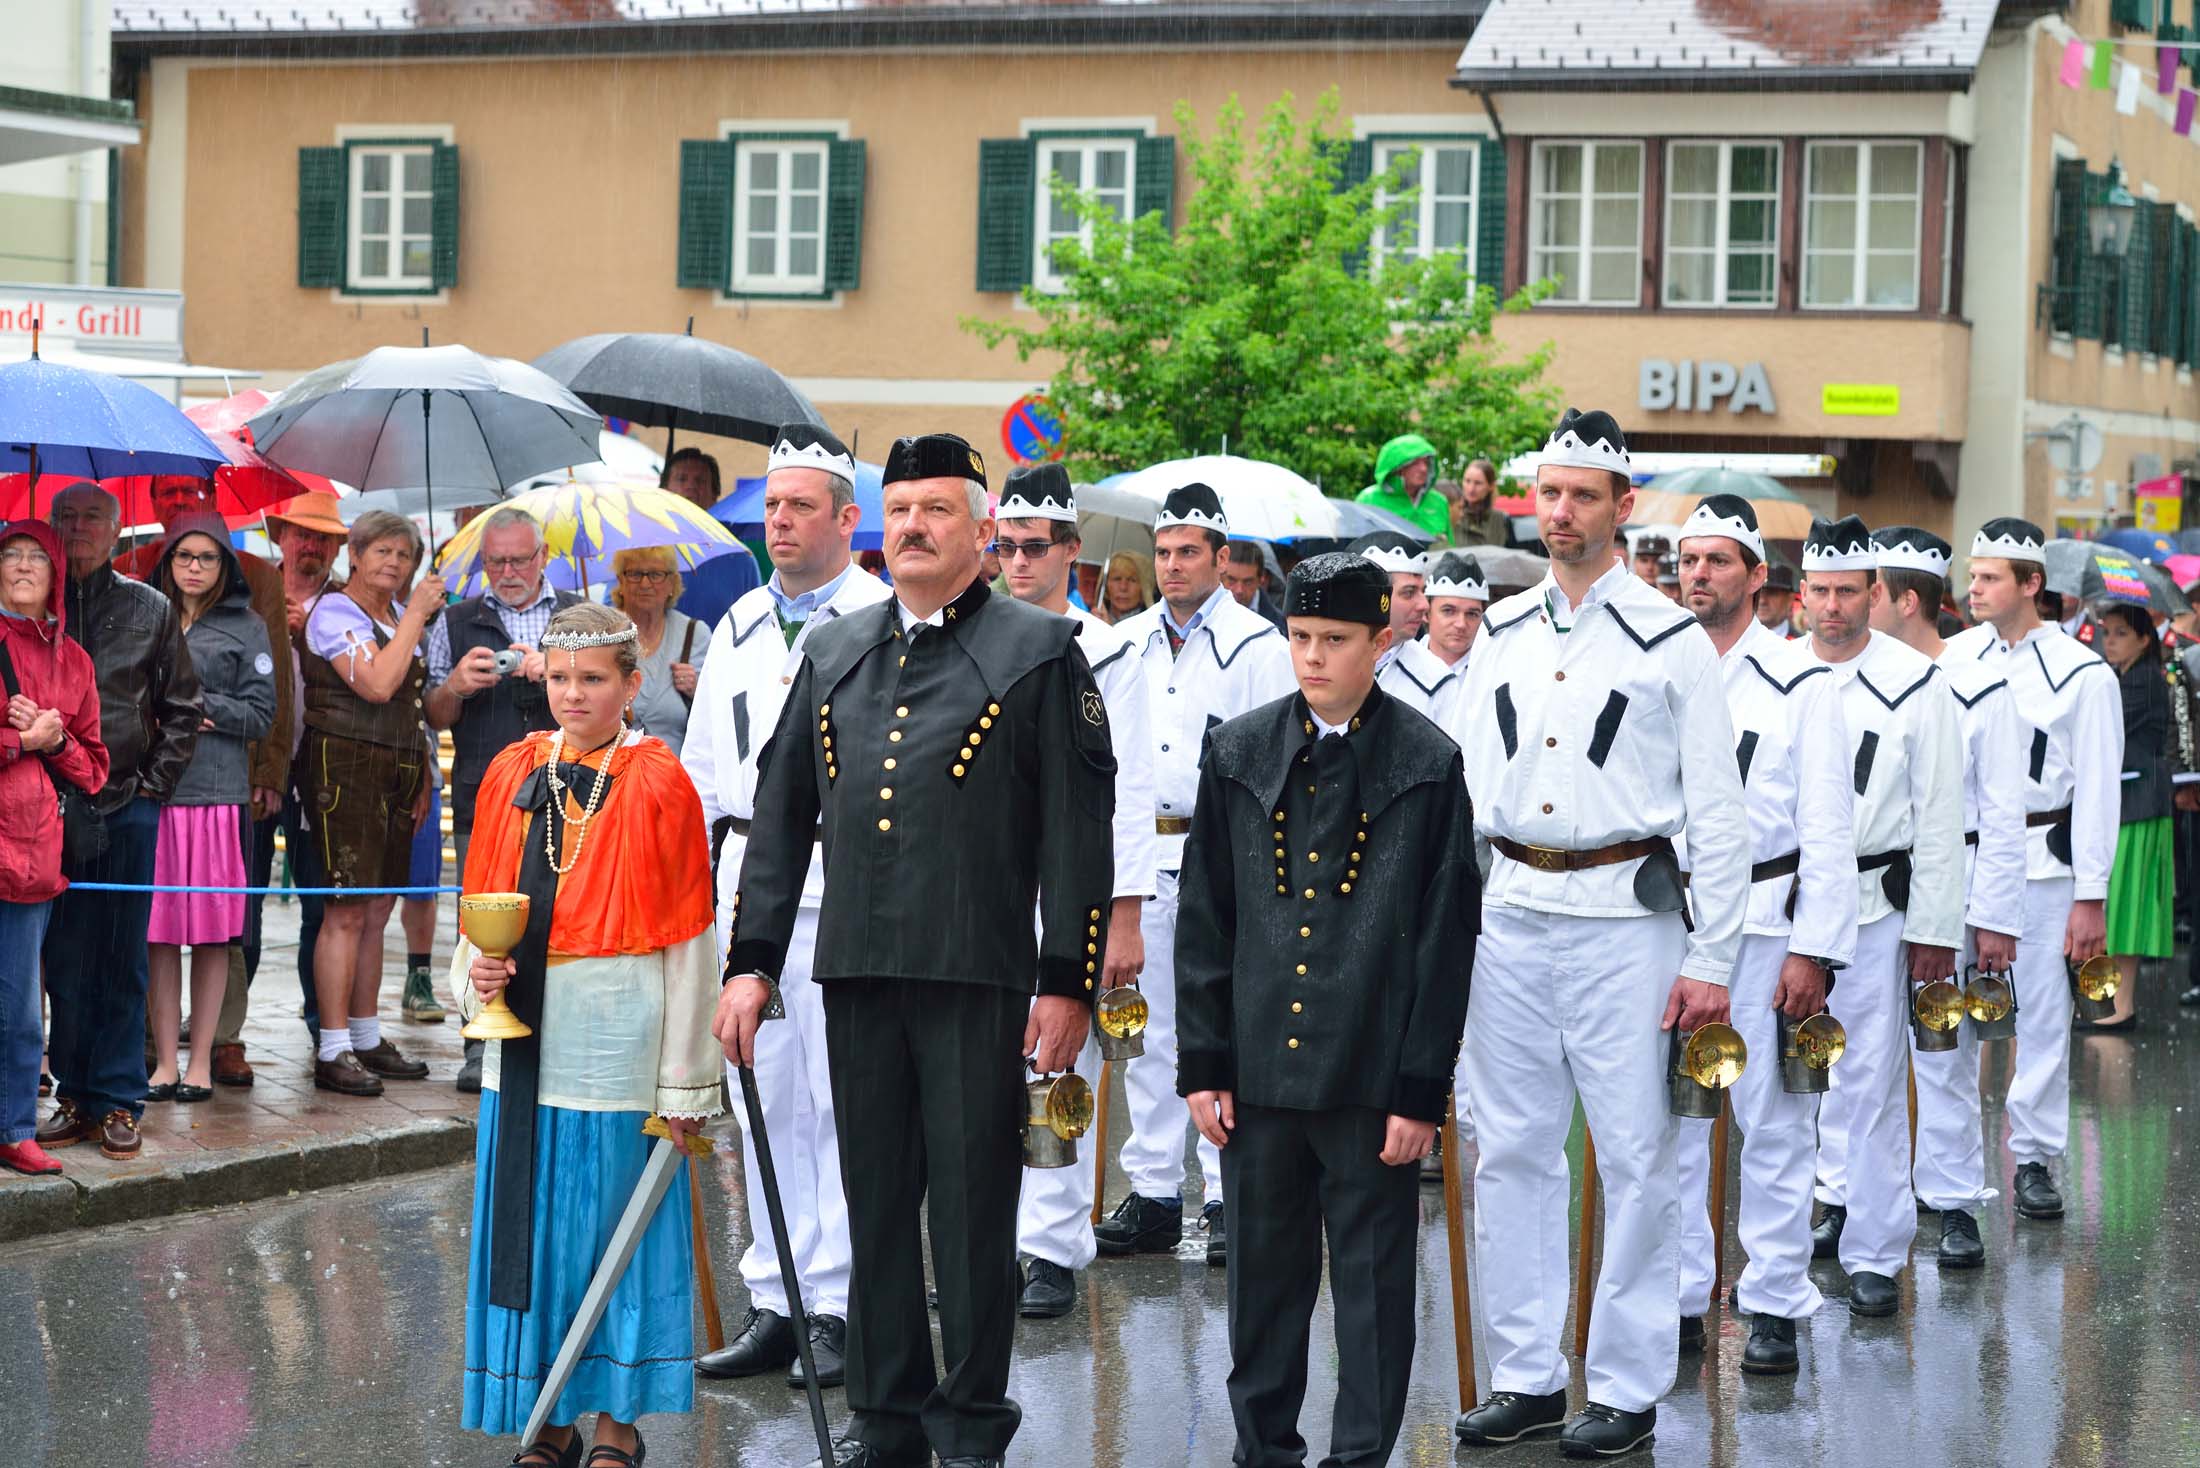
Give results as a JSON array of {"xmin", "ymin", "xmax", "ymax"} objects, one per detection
[
  {"xmin": 730, "ymin": 578, "xmax": 1117, "ymax": 1000},
  {"xmin": 1175, "ymin": 683, "xmax": 1478, "ymax": 1123}
]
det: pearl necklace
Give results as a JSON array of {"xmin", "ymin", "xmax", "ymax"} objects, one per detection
[{"xmin": 543, "ymin": 727, "xmax": 634, "ymax": 875}]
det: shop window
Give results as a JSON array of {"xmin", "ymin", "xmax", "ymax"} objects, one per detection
[
  {"xmin": 973, "ymin": 132, "xmax": 1175, "ymax": 293},
  {"xmin": 1529, "ymin": 140, "xmax": 1643, "ymax": 305},
  {"xmin": 676, "ymin": 133, "xmax": 867, "ymax": 298},
  {"xmin": 1802, "ymin": 141, "xmax": 1922, "ymax": 310},
  {"xmin": 296, "ymin": 139, "xmax": 459, "ymax": 295},
  {"xmin": 1662, "ymin": 141, "xmax": 1779, "ymax": 308}
]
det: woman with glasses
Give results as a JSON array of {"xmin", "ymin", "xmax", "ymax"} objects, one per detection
[
  {"xmin": 611, "ymin": 546, "xmax": 709, "ymax": 757},
  {"xmin": 145, "ymin": 515, "xmax": 275, "ymax": 1103}
]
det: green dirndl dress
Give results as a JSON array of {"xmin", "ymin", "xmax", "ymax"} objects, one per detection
[{"xmin": 2106, "ymin": 814, "xmax": 2175, "ymax": 958}]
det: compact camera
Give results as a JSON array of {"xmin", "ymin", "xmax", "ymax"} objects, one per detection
[{"xmin": 491, "ymin": 649, "xmax": 524, "ymax": 677}]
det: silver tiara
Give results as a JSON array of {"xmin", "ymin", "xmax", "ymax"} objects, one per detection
[{"xmin": 542, "ymin": 625, "xmax": 640, "ymax": 651}]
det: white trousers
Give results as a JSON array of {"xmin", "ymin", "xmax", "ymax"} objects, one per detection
[
  {"xmin": 1909, "ymin": 927, "xmax": 1994, "ymax": 1212},
  {"xmin": 1467, "ymin": 904, "xmax": 1683, "ymax": 1415},
  {"xmin": 1676, "ymin": 932, "xmax": 1826, "ymax": 1320},
  {"xmin": 1810, "ymin": 911, "xmax": 1913, "ymax": 1278},
  {"xmin": 724, "ymin": 906, "xmax": 852, "ymax": 1318},
  {"xmin": 1016, "ymin": 1019, "xmax": 1105, "ymax": 1270},
  {"xmin": 2006, "ymin": 876, "xmax": 2077, "ymax": 1167},
  {"xmin": 1116, "ymin": 872, "xmax": 1222, "ymax": 1204}
]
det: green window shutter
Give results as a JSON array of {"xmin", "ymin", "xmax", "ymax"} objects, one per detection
[
  {"xmin": 1134, "ymin": 135, "xmax": 1176, "ymax": 230},
  {"xmin": 2122, "ymin": 200, "xmax": 2157, "ymax": 350},
  {"xmin": 429, "ymin": 143, "xmax": 460, "ymax": 289},
  {"xmin": 2076, "ymin": 171, "xmax": 2108, "ymax": 341},
  {"xmin": 297, "ymin": 146, "xmax": 346, "ymax": 288},
  {"xmin": 2154, "ymin": 207, "xmax": 2180, "ymax": 356},
  {"xmin": 824, "ymin": 138, "xmax": 867, "ymax": 293},
  {"xmin": 2050, "ymin": 157, "xmax": 2083, "ymax": 334},
  {"xmin": 676, "ymin": 139, "xmax": 735, "ymax": 290},
  {"xmin": 2113, "ymin": 0, "xmax": 2152, "ymax": 30},
  {"xmin": 1477, "ymin": 138, "xmax": 1509, "ymax": 292},
  {"xmin": 975, "ymin": 138, "xmax": 1036, "ymax": 292},
  {"xmin": 1340, "ymin": 140, "xmax": 1375, "ymax": 277}
]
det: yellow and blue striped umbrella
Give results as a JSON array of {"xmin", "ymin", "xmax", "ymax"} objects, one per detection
[{"xmin": 433, "ymin": 478, "xmax": 746, "ymax": 597}]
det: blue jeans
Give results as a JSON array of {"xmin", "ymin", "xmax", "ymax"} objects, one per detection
[
  {"xmin": 0, "ymin": 898, "xmax": 53, "ymax": 1144},
  {"xmin": 43, "ymin": 795, "xmax": 158, "ymax": 1123}
]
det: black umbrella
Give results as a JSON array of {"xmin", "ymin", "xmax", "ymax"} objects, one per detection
[
  {"xmin": 2045, "ymin": 538, "xmax": 2193, "ymax": 616},
  {"xmin": 530, "ymin": 320, "xmax": 822, "ymax": 458}
]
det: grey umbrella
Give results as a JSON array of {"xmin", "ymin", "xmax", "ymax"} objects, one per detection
[
  {"xmin": 531, "ymin": 320, "xmax": 822, "ymax": 457},
  {"xmin": 246, "ymin": 344, "xmax": 602, "ymax": 551},
  {"xmin": 2044, "ymin": 538, "xmax": 2192, "ymax": 615}
]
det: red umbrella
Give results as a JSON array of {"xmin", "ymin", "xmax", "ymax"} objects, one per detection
[
  {"xmin": 0, "ymin": 426, "xmax": 327, "ymax": 526},
  {"xmin": 187, "ymin": 387, "xmax": 279, "ymax": 444}
]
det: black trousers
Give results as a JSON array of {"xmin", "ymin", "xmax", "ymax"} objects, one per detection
[
  {"xmin": 1221, "ymin": 1103, "xmax": 1421, "ymax": 1468},
  {"xmin": 823, "ymin": 977, "xmax": 1028, "ymax": 1461}
]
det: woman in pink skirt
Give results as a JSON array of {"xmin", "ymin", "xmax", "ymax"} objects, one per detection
[{"xmin": 145, "ymin": 516, "xmax": 275, "ymax": 1103}]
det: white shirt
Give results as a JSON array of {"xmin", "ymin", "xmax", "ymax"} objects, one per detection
[
  {"xmin": 1449, "ymin": 559, "xmax": 1750, "ymax": 987},
  {"xmin": 1943, "ymin": 621, "xmax": 2122, "ymax": 900},
  {"xmin": 1807, "ymin": 630, "xmax": 1967, "ymax": 950},
  {"xmin": 1068, "ymin": 604, "xmax": 1160, "ymax": 900},
  {"xmin": 896, "ymin": 598, "xmax": 946, "ymax": 636},
  {"xmin": 1718, "ymin": 619, "xmax": 1858, "ymax": 966},
  {"xmin": 1378, "ymin": 637, "xmax": 1468, "ymax": 731},
  {"xmin": 1937, "ymin": 645, "xmax": 2028, "ymax": 940},
  {"xmin": 1120, "ymin": 582, "xmax": 1296, "ymax": 870},
  {"xmin": 682, "ymin": 565, "xmax": 892, "ymax": 917}
]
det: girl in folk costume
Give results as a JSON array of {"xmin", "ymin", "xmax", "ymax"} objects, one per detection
[{"xmin": 458, "ymin": 601, "xmax": 720, "ymax": 1468}]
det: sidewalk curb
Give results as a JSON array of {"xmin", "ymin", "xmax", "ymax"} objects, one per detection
[{"xmin": 0, "ymin": 1115, "xmax": 476, "ymax": 1242}]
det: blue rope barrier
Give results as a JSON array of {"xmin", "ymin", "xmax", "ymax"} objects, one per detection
[{"xmin": 67, "ymin": 883, "xmax": 463, "ymax": 896}]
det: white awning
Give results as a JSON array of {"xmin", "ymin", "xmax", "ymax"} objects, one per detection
[{"xmin": 0, "ymin": 87, "xmax": 139, "ymax": 167}]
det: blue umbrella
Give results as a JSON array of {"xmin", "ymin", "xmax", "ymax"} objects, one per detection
[
  {"xmin": 712, "ymin": 461, "xmax": 886, "ymax": 550},
  {"xmin": 0, "ymin": 351, "xmax": 230, "ymax": 500},
  {"xmin": 2099, "ymin": 527, "xmax": 2175, "ymax": 564}
]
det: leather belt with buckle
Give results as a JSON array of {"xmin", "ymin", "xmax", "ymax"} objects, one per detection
[
  {"xmin": 1155, "ymin": 815, "xmax": 1192, "ymax": 835},
  {"xmin": 1490, "ymin": 834, "xmax": 1670, "ymax": 872},
  {"xmin": 2025, "ymin": 804, "xmax": 2073, "ymax": 828},
  {"xmin": 1749, "ymin": 850, "xmax": 1801, "ymax": 883}
]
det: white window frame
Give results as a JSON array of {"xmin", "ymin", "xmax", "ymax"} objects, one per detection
[
  {"xmin": 1940, "ymin": 146, "xmax": 1959, "ymax": 314},
  {"xmin": 731, "ymin": 140, "xmax": 831, "ymax": 296},
  {"xmin": 1372, "ymin": 138, "xmax": 1480, "ymax": 281},
  {"xmin": 1527, "ymin": 140, "xmax": 1644, "ymax": 307},
  {"xmin": 1802, "ymin": 139, "xmax": 1924, "ymax": 312},
  {"xmin": 1660, "ymin": 140, "xmax": 1781, "ymax": 309},
  {"xmin": 346, "ymin": 143, "xmax": 436, "ymax": 292},
  {"xmin": 1033, "ymin": 136, "xmax": 1138, "ymax": 294}
]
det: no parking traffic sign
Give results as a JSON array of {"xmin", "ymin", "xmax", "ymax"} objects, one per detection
[{"xmin": 1002, "ymin": 394, "xmax": 1065, "ymax": 465}]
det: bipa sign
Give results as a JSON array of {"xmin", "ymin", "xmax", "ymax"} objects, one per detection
[{"xmin": 1638, "ymin": 358, "xmax": 1776, "ymax": 415}]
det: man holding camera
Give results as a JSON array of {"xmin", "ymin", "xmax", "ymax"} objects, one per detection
[{"xmin": 424, "ymin": 506, "xmax": 580, "ymax": 1092}]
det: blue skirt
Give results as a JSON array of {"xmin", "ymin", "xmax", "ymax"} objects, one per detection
[{"xmin": 462, "ymin": 1091, "xmax": 696, "ymax": 1435}]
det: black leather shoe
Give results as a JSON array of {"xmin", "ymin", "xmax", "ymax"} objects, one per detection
[
  {"xmin": 1093, "ymin": 1192, "xmax": 1182, "ymax": 1255},
  {"xmin": 1677, "ymin": 1315, "xmax": 1704, "ymax": 1353},
  {"xmin": 1741, "ymin": 1314, "xmax": 1798, "ymax": 1376},
  {"xmin": 936, "ymin": 1459, "xmax": 1006, "ymax": 1468},
  {"xmin": 2180, "ymin": 984, "xmax": 2200, "ymax": 1006},
  {"xmin": 1455, "ymin": 1388, "xmax": 1568, "ymax": 1445},
  {"xmin": 455, "ymin": 1039, "xmax": 484, "ymax": 1094},
  {"xmin": 353, "ymin": 1038, "xmax": 428, "ymax": 1080},
  {"xmin": 1019, "ymin": 1258, "xmax": 1074, "ymax": 1318},
  {"xmin": 1559, "ymin": 1402, "xmax": 1655, "ymax": 1458},
  {"xmin": 788, "ymin": 1314, "xmax": 846, "ymax": 1389},
  {"xmin": 1848, "ymin": 1270, "xmax": 1899, "ymax": 1317},
  {"xmin": 1202, "ymin": 1199, "xmax": 1227, "ymax": 1267},
  {"xmin": 1811, "ymin": 1203, "xmax": 1845, "ymax": 1260},
  {"xmin": 1938, "ymin": 1208, "xmax": 1985, "ymax": 1268},
  {"xmin": 2013, "ymin": 1162, "xmax": 2064, "ymax": 1220},
  {"xmin": 696, "ymin": 1307, "xmax": 796, "ymax": 1378},
  {"xmin": 799, "ymin": 1439, "xmax": 924, "ymax": 1468}
]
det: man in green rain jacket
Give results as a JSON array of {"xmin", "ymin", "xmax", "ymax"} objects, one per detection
[{"xmin": 1354, "ymin": 434, "xmax": 1450, "ymax": 546}]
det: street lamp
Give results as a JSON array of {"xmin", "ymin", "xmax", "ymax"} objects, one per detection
[{"xmin": 2089, "ymin": 160, "xmax": 2139, "ymax": 259}]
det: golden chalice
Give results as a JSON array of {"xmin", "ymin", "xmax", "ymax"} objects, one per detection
[{"xmin": 459, "ymin": 893, "xmax": 534, "ymax": 1041}]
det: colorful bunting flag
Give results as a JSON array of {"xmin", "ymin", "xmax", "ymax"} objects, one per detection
[
  {"xmin": 2162, "ymin": 43, "xmax": 2182, "ymax": 94},
  {"xmin": 2179, "ymin": 88, "xmax": 2196, "ymax": 136},
  {"xmin": 2118, "ymin": 58, "xmax": 2144, "ymax": 113},
  {"xmin": 2093, "ymin": 39, "xmax": 2116, "ymax": 89},
  {"xmin": 2062, "ymin": 36, "xmax": 2090, "ymax": 87}
]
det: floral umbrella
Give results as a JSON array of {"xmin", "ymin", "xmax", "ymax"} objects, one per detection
[{"xmin": 432, "ymin": 478, "xmax": 746, "ymax": 597}]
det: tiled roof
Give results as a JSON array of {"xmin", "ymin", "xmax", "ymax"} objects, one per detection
[{"xmin": 1455, "ymin": 0, "xmax": 2006, "ymax": 90}]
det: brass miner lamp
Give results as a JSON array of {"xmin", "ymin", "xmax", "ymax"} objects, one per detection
[
  {"xmin": 2070, "ymin": 954, "xmax": 2121, "ymax": 1023},
  {"xmin": 1094, "ymin": 986, "xmax": 1149, "ymax": 1062},
  {"xmin": 1911, "ymin": 977, "xmax": 1965, "ymax": 1053},
  {"xmin": 459, "ymin": 893, "xmax": 535, "ymax": 1041},
  {"xmin": 1964, "ymin": 966, "xmax": 2018, "ymax": 1042},
  {"xmin": 1669, "ymin": 1023, "xmax": 1746, "ymax": 1118},
  {"xmin": 1779, "ymin": 1011, "xmax": 1847, "ymax": 1095},
  {"xmin": 1022, "ymin": 1069, "xmax": 1094, "ymax": 1169}
]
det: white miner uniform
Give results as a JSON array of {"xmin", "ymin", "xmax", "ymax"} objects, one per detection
[
  {"xmin": 1677, "ymin": 618, "xmax": 1857, "ymax": 1321},
  {"xmin": 1448, "ymin": 560, "xmax": 1749, "ymax": 1414},
  {"xmin": 1115, "ymin": 583, "xmax": 1293, "ymax": 1208},
  {"xmin": 1377, "ymin": 637, "xmax": 1468, "ymax": 728},
  {"xmin": 1943, "ymin": 622, "xmax": 2121, "ymax": 1169},
  {"xmin": 1807, "ymin": 631, "xmax": 1965, "ymax": 1282},
  {"xmin": 1909, "ymin": 648, "xmax": 2028, "ymax": 1212},
  {"xmin": 681, "ymin": 565, "xmax": 889, "ymax": 1323},
  {"xmin": 1016, "ymin": 604, "xmax": 1158, "ymax": 1270}
]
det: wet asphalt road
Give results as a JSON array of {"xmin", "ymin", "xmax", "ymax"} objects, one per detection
[{"xmin": 6, "ymin": 969, "xmax": 2199, "ymax": 1468}]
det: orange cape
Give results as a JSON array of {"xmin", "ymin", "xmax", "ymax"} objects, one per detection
[{"xmin": 462, "ymin": 730, "xmax": 714, "ymax": 956}]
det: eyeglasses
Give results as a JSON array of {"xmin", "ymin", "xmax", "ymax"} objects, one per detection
[
  {"xmin": 0, "ymin": 546, "xmax": 50, "ymax": 567},
  {"xmin": 481, "ymin": 554, "xmax": 541, "ymax": 573},
  {"xmin": 170, "ymin": 550, "xmax": 224, "ymax": 570},
  {"xmin": 619, "ymin": 568, "xmax": 672, "ymax": 584},
  {"xmin": 991, "ymin": 538, "xmax": 1065, "ymax": 561}
]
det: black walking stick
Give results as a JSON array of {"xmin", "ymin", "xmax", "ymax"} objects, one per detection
[{"xmin": 739, "ymin": 1062, "xmax": 837, "ymax": 1465}]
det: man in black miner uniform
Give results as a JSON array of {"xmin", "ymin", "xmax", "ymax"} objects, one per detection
[
  {"xmin": 1177, "ymin": 552, "xmax": 1479, "ymax": 1468},
  {"xmin": 714, "ymin": 431, "xmax": 1117, "ymax": 1468}
]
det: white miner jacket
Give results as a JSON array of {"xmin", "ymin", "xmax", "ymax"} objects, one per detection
[
  {"xmin": 1068, "ymin": 604, "xmax": 1159, "ymax": 900},
  {"xmin": 1808, "ymin": 630, "xmax": 1966, "ymax": 952},
  {"xmin": 1449, "ymin": 561, "xmax": 1749, "ymax": 988},
  {"xmin": 1938, "ymin": 645, "xmax": 2028, "ymax": 940},
  {"xmin": 1943, "ymin": 622, "xmax": 2122, "ymax": 901},
  {"xmin": 1378, "ymin": 637, "xmax": 1468, "ymax": 730}
]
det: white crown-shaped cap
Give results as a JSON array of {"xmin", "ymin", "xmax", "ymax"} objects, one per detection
[
  {"xmin": 1971, "ymin": 518, "xmax": 2045, "ymax": 560},
  {"xmin": 1359, "ymin": 543, "xmax": 1429, "ymax": 575},
  {"xmin": 1802, "ymin": 515, "xmax": 1875, "ymax": 573},
  {"xmin": 998, "ymin": 464, "xmax": 1077, "ymax": 524},
  {"xmin": 1156, "ymin": 482, "xmax": 1228, "ymax": 534},
  {"xmin": 1679, "ymin": 500, "xmax": 1764, "ymax": 560},
  {"xmin": 1426, "ymin": 552, "xmax": 1488, "ymax": 600},
  {"xmin": 996, "ymin": 489, "xmax": 1076, "ymax": 523},
  {"xmin": 767, "ymin": 430, "xmax": 856, "ymax": 482},
  {"xmin": 1541, "ymin": 407, "xmax": 1631, "ymax": 478},
  {"xmin": 1873, "ymin": 528, "xmax": 1952, "ymax": 577}
]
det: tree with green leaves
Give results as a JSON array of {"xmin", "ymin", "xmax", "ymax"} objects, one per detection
[{"xmin": 963, "ymin": 90, "xmax": 1558, "ymax": 494}]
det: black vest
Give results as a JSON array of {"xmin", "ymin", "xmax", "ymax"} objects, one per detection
[{"xmin": 446, "ymin": 589, "xmax": 580, "ymax": 832}]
